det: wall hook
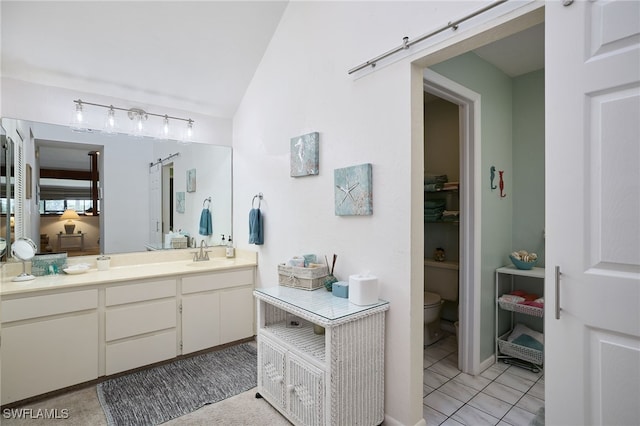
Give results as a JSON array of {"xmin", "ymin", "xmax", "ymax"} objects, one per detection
[
  {"xmin": 490, "ymin": 166, "xmax": 497, "ymax": 191},
  {"xmin": 499, "ymin": 171, "xmax": 506, "ymax": 198},
  {"xmin": 203, "ymin": 197, "xmax": 212, "ymax": 208}
]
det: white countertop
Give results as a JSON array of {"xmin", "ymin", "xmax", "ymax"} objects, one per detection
[{"xmin": 1, "ymin": 249, "xmax": 257, "ymax": 297}]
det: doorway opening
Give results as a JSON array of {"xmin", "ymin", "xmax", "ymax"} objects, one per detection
[{"xmin": 423, "ymin": 70, "xmax": 481, "ymax": 375}]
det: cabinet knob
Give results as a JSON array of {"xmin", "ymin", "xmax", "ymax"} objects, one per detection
[{"xmin": 287, "ymin": 384, "xmax": 295, "ymax": 392}]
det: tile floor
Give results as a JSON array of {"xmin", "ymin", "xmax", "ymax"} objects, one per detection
[{"xmin": 423, "ymin": 334, "xmax": 544, "ymax": 426}]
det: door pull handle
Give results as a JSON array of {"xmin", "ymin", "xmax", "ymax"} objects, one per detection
[{"xmin": 555, "ymin": 265, "xmax": 562, "ymax": 319}]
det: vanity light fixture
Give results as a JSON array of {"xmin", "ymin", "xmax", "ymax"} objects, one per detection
[{"xmin": 71, "ymin": 99, "xmax": 194, "ymax": 141}]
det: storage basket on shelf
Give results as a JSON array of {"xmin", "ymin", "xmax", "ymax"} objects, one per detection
[
  {"xmin": 497, "ymin": 300, "xmax": 544, "ymax": 317},
  {"xmin": 498, "ymin": 332, "xmax": 543, "ymax": 365},
  {"xmin": 278, "ymin": 264, "xmax": 328, "ymax": 290}
]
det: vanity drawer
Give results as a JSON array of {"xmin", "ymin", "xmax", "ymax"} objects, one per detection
[
  {"xmin": 106, "ymin": 278, "xmax": 176, "ymax": 306},
  {"xmin": 106, "ymin": 329, "xmax": 177, "ymax": 375},
  {"xmin": 106, "ymin": 299, "xmax": 176, "ymax": 341},
  {"xmin": 182, "ymin": 268, "xmax": 254, "ymax": 294},
  {"xmin": 1, "ymin": 289, "xmax": 98, "ymax": 323}
]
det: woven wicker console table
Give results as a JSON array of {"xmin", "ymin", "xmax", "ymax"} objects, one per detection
[{"xmin": 254, "ymin": 286, "xmax": 389, "ymax": 426}]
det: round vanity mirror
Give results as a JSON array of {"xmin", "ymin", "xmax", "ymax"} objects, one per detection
[{"xmin": 11, "ymin": 237, "xmax": 37, "ymax": 282}]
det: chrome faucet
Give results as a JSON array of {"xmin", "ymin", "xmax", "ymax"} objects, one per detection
[{"xmin": 193, "ymin": 240, "xmax": 210, "ymax": 262}]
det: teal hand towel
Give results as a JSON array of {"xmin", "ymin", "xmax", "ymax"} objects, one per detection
[
  {"xmin": 249, "ymin": 208, "xmax": 263, "ymax": 245},
  {"xmin": 199, "ymin": 208, "xmax": 212, "ymax": 236}
]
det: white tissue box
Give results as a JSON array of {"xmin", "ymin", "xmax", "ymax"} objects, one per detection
[
  {"xmin": 348, "ymin": 274, "xmax": 379, "ymax": 305},
  {"xmin": 278, "ymin": 264, "xmax": 328, "ymax": 290}
]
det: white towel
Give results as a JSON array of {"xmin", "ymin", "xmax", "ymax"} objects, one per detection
[{"xmin": 499, "ymin": 294, "xmax": 525, "ymax": 304}]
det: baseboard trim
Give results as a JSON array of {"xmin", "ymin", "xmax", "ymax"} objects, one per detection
[
  {"xmin": 384, "ymin": 413, "xmax": 427, "ymax": 426},
  {"xmin": 479, "ymin": 354, "xmax": 496, "ymax": 374}
]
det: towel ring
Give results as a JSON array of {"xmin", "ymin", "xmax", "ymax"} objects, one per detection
[
  {"xmin": 252, "ymin": 193, "xmax": 263, "ymax": 209},
  {"xmin": 203, "ymin": 197, "xmax": 212, "ymax": 208}
]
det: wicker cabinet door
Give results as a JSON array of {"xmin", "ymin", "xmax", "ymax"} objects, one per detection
[
  {"xmin": 258, "ymin": 337, "xmax": 287, "ymax": 411},
  {"xmin": 286, "ymin": 352, "xmax": 325, "ymax": 426}
]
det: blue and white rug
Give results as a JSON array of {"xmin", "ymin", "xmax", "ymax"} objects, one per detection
[{"xmin": 97, "ymin": 343, "xmax": 257, "ymax": 426}]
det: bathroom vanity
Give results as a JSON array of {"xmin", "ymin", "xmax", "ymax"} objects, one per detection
[
  {"xmin": 254, "ymin": 286, "xmax": 389, "ymax": 426},
  {"xmin": 0, "ymin": 249, "xmax": 256, "ymax": 405}
]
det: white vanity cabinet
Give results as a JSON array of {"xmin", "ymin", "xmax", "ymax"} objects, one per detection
[
  {"xmin": 0, "ymin": 289, "xmax": 99, "ymax": 405},
  {"xmin": 254, "ymin": 286, "xmax": 389, "ymax": 426},
  {"xmin": 105, "ymin": 278, "xmax": 178, "ymax": 375},
  {"xmin": 0, "ymin": 260, "xmax": 257, "ymax": 405},
  {"xmin": 181, "ymin": 267, "xmax": 255, "ymax": 354}
]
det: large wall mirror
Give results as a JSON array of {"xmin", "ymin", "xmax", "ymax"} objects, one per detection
[{"xmin": 0, "ymin": 118, "xmax": 232, "ymax": 256}]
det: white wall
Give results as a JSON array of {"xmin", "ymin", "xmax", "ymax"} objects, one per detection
[
  {"xmin": 233, "ymin": 2, "xmax": 542, "ymax": 424},
  {"xmin": 232, "ymin": 2, "xmax": 506, "ymax": 424}
]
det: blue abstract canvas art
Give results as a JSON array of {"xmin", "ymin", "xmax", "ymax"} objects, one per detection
[
  {"xmin": 290, "ymin": 132, "xmax": 319, "ymax": 177},
  {"xmin": 334, "ymin": 163, "xmax": 373, "ymax": 216}
]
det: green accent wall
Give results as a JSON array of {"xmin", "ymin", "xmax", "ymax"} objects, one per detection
[{"xmin": 513, "ymin": 69, "xmax": 545, "ymax": 266}]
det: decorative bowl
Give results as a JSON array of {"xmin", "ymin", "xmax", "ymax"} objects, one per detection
[{"xmin": 509, "ymin": 255, "xmax": 538, "ymax": 270}]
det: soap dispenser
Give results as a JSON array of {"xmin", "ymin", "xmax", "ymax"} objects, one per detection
[{"xmin": 226, "ymin": 235, "xmax": 235, "ymax": 258}]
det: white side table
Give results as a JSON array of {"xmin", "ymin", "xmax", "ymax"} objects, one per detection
[
  {"xmin": 254, "ymin": 286, "xmax": 389, "ymax": 426},
  {"xmin": 57, "ymin": 233, "xmax": 85, "ymax": 252}
]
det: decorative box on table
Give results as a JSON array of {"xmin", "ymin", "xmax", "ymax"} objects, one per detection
[
  {"xmin": 278, "ymin": 264, "xmax": 328, "ymax": 290},
  {"xmin": 31, "ymin": 252, "xmax": 68, "ymax": 276}
]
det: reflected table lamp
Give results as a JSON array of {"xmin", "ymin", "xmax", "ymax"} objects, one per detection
[{"xmin": 60, "ymin": 209, "xmax": 80, "ymax": 234}]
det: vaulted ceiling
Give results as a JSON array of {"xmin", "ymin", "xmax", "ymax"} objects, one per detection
[{"xmin": 2, "ymin": 1, "xmax": 543, "ymax": 126}]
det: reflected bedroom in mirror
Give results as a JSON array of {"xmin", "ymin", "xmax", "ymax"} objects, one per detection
[{"xmin": 0, "ymin": 118, "xmax": 232, "ymax": 259}]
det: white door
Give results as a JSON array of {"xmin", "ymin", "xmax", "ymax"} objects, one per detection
[
  {"xmin": 546, "ymin": 1, "xmax": 640, "ymax": 425},
  {"xmin": 149, "ymin": 163, "xmax": 162, "ymax": 245}
]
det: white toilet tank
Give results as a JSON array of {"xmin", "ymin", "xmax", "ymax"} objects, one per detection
[{"xmin": 424, "ymin": 259, "xmax": 459, "ymax": 301}]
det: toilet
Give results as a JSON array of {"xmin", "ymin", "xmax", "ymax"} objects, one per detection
[{"xmin": 424, "ymin": 260, "xmax": 459, "ymax": 346}]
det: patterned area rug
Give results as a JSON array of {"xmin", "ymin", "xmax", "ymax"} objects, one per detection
[{"xmin": 97, "ymin": 343, "xmax": 257, "ymax": 426}]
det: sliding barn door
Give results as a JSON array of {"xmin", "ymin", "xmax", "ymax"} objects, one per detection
[{"xmin": 545, "ymin": 1, "xmax": 640, "ymax": 424}]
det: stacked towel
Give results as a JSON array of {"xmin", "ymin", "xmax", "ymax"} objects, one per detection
[
  {"xmin": 199, "ymin": 208, "xmax": 212, "ymax": 236},
  {"xmin": 424, "ymin": 173, "xmax": 448, "ymax": 184},
  {"xmin": 424, "ymin": 173, "xmax": 448, "ymax": 192},
  {"xmin": 442, "ymin": 210, "xmax": 460, "ymax": 222},
  {"xmin": 249, "ymin": 208, "xmax": 264, "ymax": 245},
  {"xmin": 424, "ymin": 199, "xmax": 446, "ymax": 222}
]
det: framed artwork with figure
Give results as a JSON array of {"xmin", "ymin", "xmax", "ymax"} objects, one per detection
[
  {"xmin": 187, "ymin": 169, "xmax": 196, "ymax": 192},
  {"xmin": 290, "ymin": 132, "xmax": 319, "ymax": 177}
]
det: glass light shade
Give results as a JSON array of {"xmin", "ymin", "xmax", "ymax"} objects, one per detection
[
  {"xmin": 183, "ymin": 120, "xmax": 194, "ymax": 142},
  {"xmin": 132, "ymin": 112, "xmax": 145, "ymax": 137},
  {"xmin": 104, "ymin": 107, "xmax": 117, "ymax": 134},
  {"xmin": 161, "ymin": 116, "xmax": 170, "ymax": 139},
  {"xmin": 71, "ymin": 101, "xmax": 87, "ymax": 131}
]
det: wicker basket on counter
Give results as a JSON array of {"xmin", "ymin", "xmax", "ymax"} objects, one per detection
[
  {"xmin": 278, "ymin": 264, "xmax": 328, "ymax": 290},
  {"xmin": 171, "ymin": 237, "xmax": 188, "ymax": 249}
]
